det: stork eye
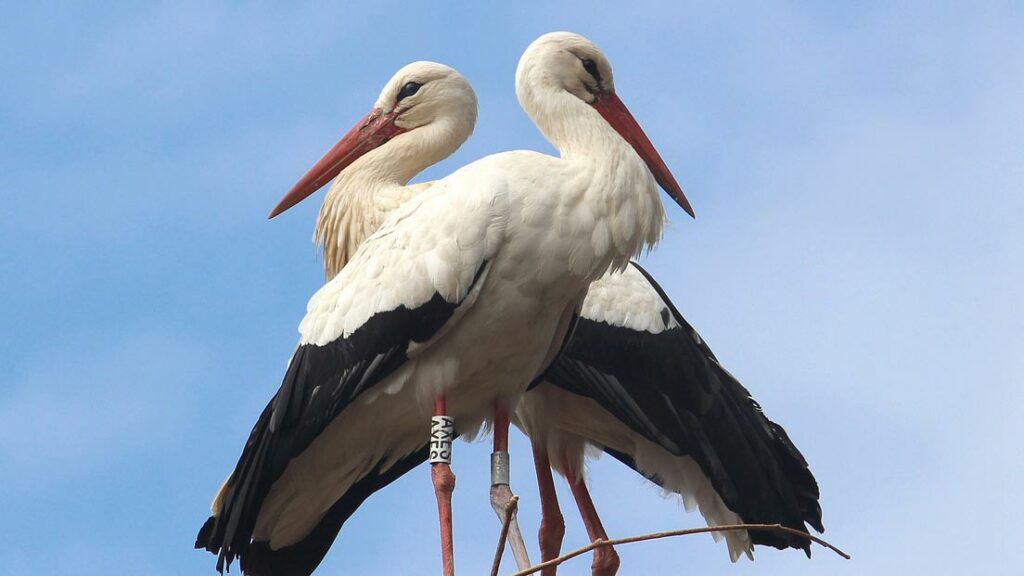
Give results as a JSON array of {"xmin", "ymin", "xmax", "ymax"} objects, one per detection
[
  {"xmin": 397, "ymin": 81, "xmax": 422, "ymax": 102},
  {"xmin": 581, "ymin": 58, "xmax": 601, "ymax": 83}
]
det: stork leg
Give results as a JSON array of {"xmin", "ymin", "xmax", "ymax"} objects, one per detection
[
  {"xmin": 490, "ymin": 403, "xmax": 532, "ymax": 571},
  {"xmin": 430, "ymin": 396, "xmax": 456, "ymax": 576},
  {"xmin": 532, "ymin": 442, "xmax": 566, "ymax": 576},
  {"xmin": 564, "ymin": 458, "xmax": 620, "ymax": 576}
]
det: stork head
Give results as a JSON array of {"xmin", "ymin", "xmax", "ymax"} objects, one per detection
[
  {"xmin": 269, "ymin": 62, "xmax": 477, "ymax": 219},
  {"xmin": 516, "ymin": 32, "xmax": 694, "ymax": 218}
]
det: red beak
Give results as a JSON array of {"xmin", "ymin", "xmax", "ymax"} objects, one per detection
[
  {"xmin": 268, "ymin": 109, "xmax": 407, "ymax": 219},
  {"xmin": 591, "ymin": 93, "xmax": 695, "ymax": 218}
]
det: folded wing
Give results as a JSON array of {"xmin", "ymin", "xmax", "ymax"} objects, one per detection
[
  {"xmin": 543, "ymin": 262, "xmax": 823, "ymax": 554},
  {"xmin": 197, "ymin": 185, "xmax": 505, "ymax": 574}
]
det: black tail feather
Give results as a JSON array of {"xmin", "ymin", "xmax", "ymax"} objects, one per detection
[
  {"xmin": 240, "ymin": 445, "xmax": 429, "ymax": 576},
  {"xmin": 635, "ymin": 261, "xmax": 823, "ymax": 550},
  {"xmin": 195, "ymin": 398, "xmax": 277, "ymax": 572},
  {"xmin": 709, "ymin": 357, "xmax": 821, "ymax": 553}
]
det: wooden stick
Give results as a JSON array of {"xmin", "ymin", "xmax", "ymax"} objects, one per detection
[
  {"xmin": 509, "ymin": 523, "xmax": 850, "ymax": 576},
  {"xmin": 489, "ymin": 495, "xmax": 519, "ymax": 576}
]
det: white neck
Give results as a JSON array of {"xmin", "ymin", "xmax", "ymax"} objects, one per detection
[
  {"xmin": 519, "ymin": 84, "xmax": 667, "ymax": 270},
  {"xmin": 315, "ymin": 120, "xmax": 459, "ymax": 278},
  {"xmin": 315, "ymin": 177, "xmax": 412, "ymax": 280},
  {"xmin": 525, "ymin": 90, "xmax": 632, "ymax": 160}
]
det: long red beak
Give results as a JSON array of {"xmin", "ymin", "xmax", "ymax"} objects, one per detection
[
  {"xmin": 268, "ymin": 109, "xmax": 407, "ymax": 219},
  {"xmin": 591, "ymin": 93, "xmax": 695, "ymax": 218}
]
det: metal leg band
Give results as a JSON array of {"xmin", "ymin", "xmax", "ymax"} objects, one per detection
[{"xmin": 491, "ymin": 450, "xmax": 510, "ymax": 486}]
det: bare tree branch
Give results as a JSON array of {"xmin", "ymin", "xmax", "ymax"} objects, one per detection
[
  {"xmin": 489, "ymin": 495, "xmax": 519, "ymax": 576},
  {"xmin": 509, "ymin": 523, "xmax": 851, "ymax": 576}
]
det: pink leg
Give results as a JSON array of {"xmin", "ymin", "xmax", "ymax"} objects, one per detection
[
  {"xmin": 431, "ymin": 396, "xmax": 456, "ymax": 576},
  {"xmin": 564, "ymin": 459, "xmax": 620, "ymax": 576},
  {"xmin": 493, "ymin": 404, "xmax": 509, "ymax": 453},
  {"xmin": 533, "ymin": 442, "xmax": 566, "ymax": 575}
]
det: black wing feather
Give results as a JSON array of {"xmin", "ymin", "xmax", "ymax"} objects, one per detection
[
  {"xmin": 240, "ymin": 446, "xmax": 429, "ymax": 576},
  {"xmin": 544, "ymin": 262, "xmax": 823, "ymax": 553},
  {"xmin": 196, "ymin": 263, "xmax": 487, "ymax": 574}
]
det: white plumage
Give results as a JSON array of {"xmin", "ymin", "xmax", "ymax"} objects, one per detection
[
  {"xmin": 302, "ymin": 51, "xmax": 757, "ymax": 563},
  {"xmin": 267, "ymin": 32, "xmax": 665, "ymax": 542},
  {"xmin": 297, "ymin": 44, "xmax": 822, "ymax": 568},
  {"xmin": 198, "ymin": 33, "xmax": 694, "ymax": 574},
  {"xmin": 200, "ymin": 33, "xmax": 823, "ymax": 576},
  {"xmin": 580, "ymin": 266, "xmax": 682, "ymax": 334}
]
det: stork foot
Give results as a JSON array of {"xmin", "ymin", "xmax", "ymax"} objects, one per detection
[
  {"xmin": 491, "ymin": 482, "xmax": 532, "ymax": 570},
  {"xmin": 590, "ymin": 544, "xmax": 620, "ymax": 576}
]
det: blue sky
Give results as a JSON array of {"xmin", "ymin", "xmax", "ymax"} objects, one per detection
[{"xmin": 2, "ymin": 2, "xmax": 1021, "ymax": 574}]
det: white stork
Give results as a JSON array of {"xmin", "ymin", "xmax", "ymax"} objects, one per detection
[
  {"xmin": 196, "ymin": 32, "xmax": 694, "ymax": 576},
  {"xmin": 285, "ymin": 45, "xmax": 825, "ymax": 576}
]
